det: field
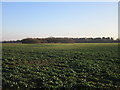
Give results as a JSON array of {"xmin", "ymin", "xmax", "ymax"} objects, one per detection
[{"xmin": 2, "ymin": 43, "xmax": 120, "ymax": 89}]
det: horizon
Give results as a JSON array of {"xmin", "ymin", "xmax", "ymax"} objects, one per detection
[
  {"xmin": 1, "ymin": 36, "xmax": 118, "ymax": 41},
  {"xmin": 2, "ymin": 2, "xmax": 118, "ymax": 41}
]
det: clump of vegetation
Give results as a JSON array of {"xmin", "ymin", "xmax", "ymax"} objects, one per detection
[
  {"xmin": 2, "ymin": 43, "xmax": 120, "ymax": 89},
  {"xmin": 2, "ymin": 37, "xmax": 120, "ymax": 43}
]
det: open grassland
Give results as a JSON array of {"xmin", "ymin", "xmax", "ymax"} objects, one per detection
[{"xmin": 2, "ymin": 43, "xmax": 120, "ymax": 89}]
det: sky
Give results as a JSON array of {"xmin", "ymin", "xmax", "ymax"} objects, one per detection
[{"xmin": 2, "ymin": 2, "xmax": 118, "ymax": 41}]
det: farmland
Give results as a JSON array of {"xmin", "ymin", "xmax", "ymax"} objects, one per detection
[{"xmin": 2, "ymin": 43, "xmax": 120, "ymax": 89}]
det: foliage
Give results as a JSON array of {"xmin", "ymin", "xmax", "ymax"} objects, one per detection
[
  {"xmin": 20, "ymin": 37, "xmax": 118, "ymax": 43},
  {"xmin": 2, "ymin": 37, "xmax": 119, "ymax": 43},
  {"xmin": 2, "ymin": 43, "xmax": 120, "ymax": 89}
]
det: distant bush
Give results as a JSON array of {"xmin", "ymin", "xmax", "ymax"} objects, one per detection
[
  {"xmin": 21, "ymin": 37, "xmax": 118, "ymax": 44},
  {"xmin": 2, "ymin": 37, "xmax": 119, "ymax": 44},
  {"xmin": 21, "ymin": 38, "xmax": 40, "ymax": 44}
]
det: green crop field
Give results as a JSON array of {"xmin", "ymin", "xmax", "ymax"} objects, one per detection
[{"xmin": 2, "ymin": 43, "xmax": 120, "ymax": 89}]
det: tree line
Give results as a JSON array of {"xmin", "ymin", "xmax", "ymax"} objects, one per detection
[{"xmin": 2, "ymin": 37, "xmax": 120, "ymax": 43}]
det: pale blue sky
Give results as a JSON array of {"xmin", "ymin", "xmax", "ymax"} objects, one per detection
[{"xmin": 2, "ymin": 2, "xmax": 118, "ymax": 40}]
